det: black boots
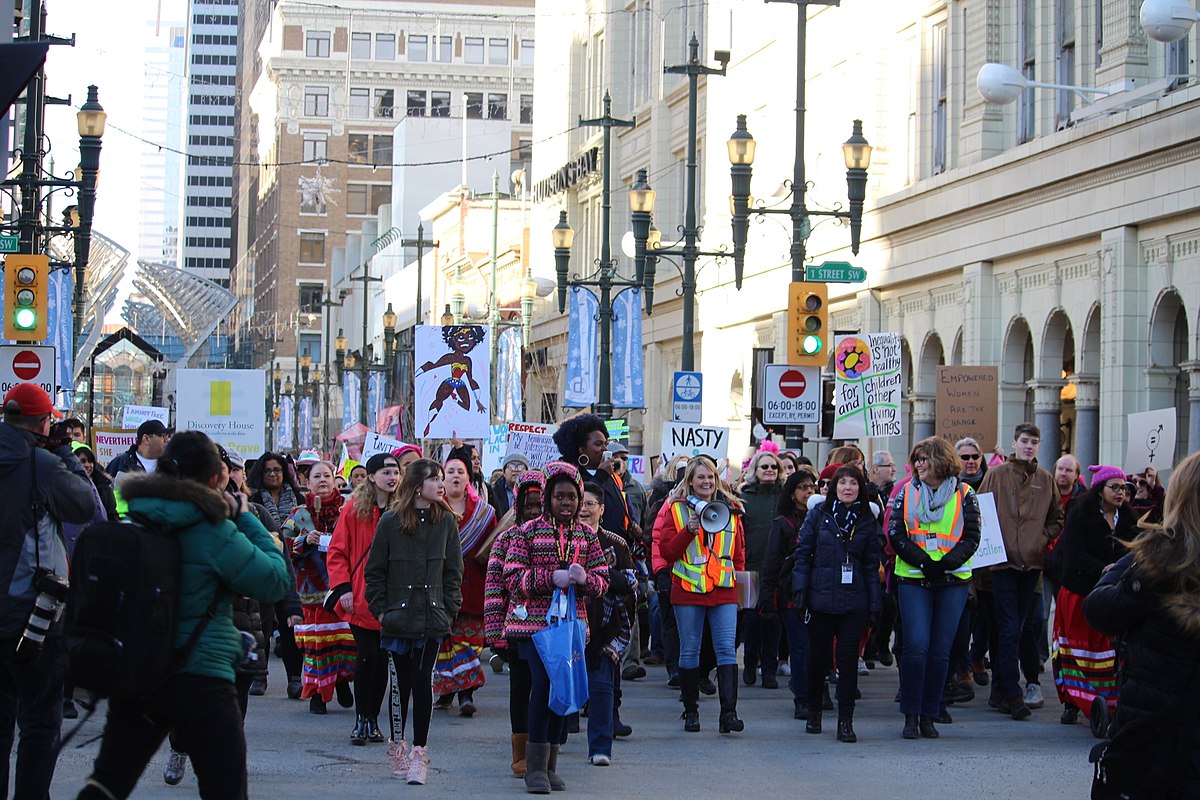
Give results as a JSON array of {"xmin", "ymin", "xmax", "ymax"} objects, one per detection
[
  {"xmin": 837, "ymin": 715, "xmax": 857, "ymax": 743},
  {"xmin": 366, "ymin": 717, "xmax": 385, "ymax": 743},
  {"xmin": 902, "ymin": 714, "xmax": 920, "ymax": 739},
  {"xmin": 716, "ymin": 665, "xmax": 744, "ymax": 733},
  {"xmin": 679, "ymin": 668, "xmax": 701, "ymax": 732},
  {"xmin": 919, "ymin": 716, "xmax": 940, "ymax": 739},
  {"xmin": 350, "ymin": 715, "xmax": 368, "ymax": 746},
  {"xmin": 806, "ymin": 708, "xmax": 822, "ymax": 734}
]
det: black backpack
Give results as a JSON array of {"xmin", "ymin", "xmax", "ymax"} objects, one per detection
[{"xmin": 65, "ymin": 513, "xmax": 220, "ymax": 700}]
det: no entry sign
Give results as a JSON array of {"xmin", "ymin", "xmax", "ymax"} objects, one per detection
[
  {"xmin": 0, "ymin": 344, "xmax": 55, "ymax": 395},
  {"xmin": 762, "ymin": 364, "xmax": 821, "ymax": 425},
  {"xmin": 12, "ymin": 350, "xmax": 40, "ymax": 381}
]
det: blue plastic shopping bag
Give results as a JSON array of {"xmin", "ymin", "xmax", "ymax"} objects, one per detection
[{"xmin": 532, "ymin": 586, "xmax": 589, "ymax": 716}]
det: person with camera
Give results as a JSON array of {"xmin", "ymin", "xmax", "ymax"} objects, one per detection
[
  {"xmin": 77, "ymin": 430, "xmax": 290, "ymax": 799},
  {"xmin": 0, "ymin": 384, "xmax": 95, "ymax": 799}
]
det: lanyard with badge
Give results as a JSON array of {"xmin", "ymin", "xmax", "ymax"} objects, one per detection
[{"xmin": 838, "ymin": 522, "xmax": 857, "ymax": 585}]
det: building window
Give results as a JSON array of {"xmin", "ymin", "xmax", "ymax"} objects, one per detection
[
  {"xmin": 431, "ymin": 91, "xmax": 451, "ymax": 117},
  {"xmin": 347, "ymin": 184, "xmax": 391, "ymax": 215},
  {"xmin": 348, "ymin": 133, "xmax": 369, "ymax": 164},
  {"xmin": 375, "ymin": 88, "xmax": 394, "ymax": 118},
  {"xmin": 348, "ymin": 184, "xmax": 368, "ymax": 215},
  {"xmin": 304, "ymin": 86, "xmax": 329, "ymax": 117},
  {"xmin": 465, "ymin": 92, "xmax": 483, "ymax": 119},
  {"xmin": 465, "ymin": 37, "xmax": 484, "ymax": 64},
  {"xmin": 1167, "ymin": 35, "xmax": 1190, "ymax": 86},
  {"xmin": 487, "ymin": 92, "xmax": 507, "ymax": 120},
  {"xmin": 434, "ymin": 35, "xmax": 452, "ymax": 62},
  {"xmin": 351, "ymin": 31, "xmax": 371, "ymax": 59},
  {"xmin": 305, "ymin": 30, "xmax": 330, "ymax": 58},
  {"xmin": 517, "ymin": 138, "xmax": 532, "ymax": 163},
  {"xmin": 371, "ymin": 185, "xmax": 390, "ymax": 214},
  {"xmin": 299, "ymin": 333, "xmax": 322, "ymax": 363},
  {"xmin": 1017, "ymin": 0, "xmax": 1036, "ymax": 144},
  {"xmin": 349, "ymin": 87, "xmax": 370, "ymax": 118},
  {"xmin": 372, "ymin": 134, "xmax": 393, "ymax": 165},
  {"xmin": 407, "ymin": 90, "xmax": 427, "ymax": 117},
  {"xmin": 409, "ymin": 34, "xmax": 428, "ymax": 62},
  {"xmin": 931, "ymin": 21, "xmax": 947, "ymax": 175},
  {"xmin": 1056, "ymin": 0, "xmax": 1076, "ymax": 128},
  {"xmin": 489, "ymin": 37, "xmax": 509, "ymax": 65},
  {"xmin": 376, "ymin": 33, "xmax": 396, "ymax": 60},
  {"xmin": 299, "ymin": 232, "xmax": 326, "ymax": 263},
  {"xmin": 519, "ymin": 94, "xmax": 533, "ymax": 124},
  {"xmin": 521, "ymin": 38, "xmax": 535, "ymax": 67},
  {"xmin": 299, "ymin": 284, "xmax": 324, "ymax": 313}
]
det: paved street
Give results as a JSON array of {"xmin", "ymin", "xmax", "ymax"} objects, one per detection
[{"xmin": 45, "ymin": 656, "xmax": 1098, "ymax": 798}]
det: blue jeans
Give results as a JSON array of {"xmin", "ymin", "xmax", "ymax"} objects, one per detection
[
  {"xmin": 991, "ymin": 568, "xmax": 1042, "ymax": 698},
  {"xmin": 781, "ymin": 608, "xmax": 810, "ymax": 702},
  {"xmin": 673, "ymin": 603, "xmax": 738, "ymax": 670},
  {"xmin": 585, "ymin": 657, "xmax": 616, "ymax": 758},
  {"xmin": 898, "ymin": 582, "xmax": 969, "ymax": 716}
]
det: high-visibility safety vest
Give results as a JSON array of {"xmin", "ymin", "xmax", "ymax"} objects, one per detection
[
  {"xmin": 894, "ymin": 482, "xmax": 974, "ymax": 580},
  {"xmin": 669, "ymin": 500, "xmax": 736, "ymax": 593}
]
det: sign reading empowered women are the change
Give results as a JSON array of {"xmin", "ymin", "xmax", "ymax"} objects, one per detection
[{"xmin": 833, "ymin": 333, "xmax": 904, "ymax": 439}]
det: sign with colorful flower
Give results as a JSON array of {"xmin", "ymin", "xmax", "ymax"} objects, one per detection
[{"xmin": 833, "ymin": 333, "xmax": 903, "ymax": 439}]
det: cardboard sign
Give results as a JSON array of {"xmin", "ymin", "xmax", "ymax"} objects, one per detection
[
  {"xmin": 361, "ymin": 432, "xmax": 407, "ymax": 461},
  {"xmin": 1125, "ymin": 407, "xmax": 1177, "ymax": 475},
  {"xmin": 94, "ymin": 428, "xmax": 137, "ymax": 467},
  {"xmin": 972, "ymin": 492, "xmax": 1009, "ymax": 569},
  {"xmin": 935, "ymin": 366, "xmax": 998, "ymax": 455},
  {"xmin": 122, "ymin": 404, "xmax": 170, "ymax": 430},
  {"xmin": 507, "ymin": 422, "xmax": 560, "ymax": 469},
  {"xmin": 833, "ymin": 333, "xmax": 904, "ymax": 439},
  {"xmin": 660, "ymin": 423, "xmax": 730, "ymax": 461}
]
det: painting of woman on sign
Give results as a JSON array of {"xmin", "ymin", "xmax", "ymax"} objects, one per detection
[{"xmin": 415, "ymin": 324, "xmax": 490, "ymax": 439}]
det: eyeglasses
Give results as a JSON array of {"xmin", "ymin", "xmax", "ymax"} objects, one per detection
[
  {"xmin": 263, "ymin": 467, "xmax": 283, "ymax": 474},
  {"xmin": 580, "ymin": 500, "xmax": 601, "ymax": 509},
  {"xmin": 959, "ymin": 454, "xmax": 981, "ymax": 461},
  {"xmin": 1103, "ymin": 483, "xmax": 1129, "ymax": 493},
  {"xmin": 796, "ymin": 483, "xmax": 816, "ymax": 492},
  {"xmin": 913, "ymin": 456, "xmax": 929, "ymax": 464}
]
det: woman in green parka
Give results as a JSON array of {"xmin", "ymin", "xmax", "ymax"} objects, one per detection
[
  {"xmin": 737, "ymin": 446, "xmax": 786, "ymax": 688},
  {"xmin": 78, "ymin": 431, "xmax": 291, "ymax": 800},
  {"xmin": 365, "ymin": 457, "xmax": 463, "ymax": 786}
]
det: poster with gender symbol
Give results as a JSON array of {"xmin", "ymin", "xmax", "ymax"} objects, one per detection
[
  {"xmin": 414, "ymin": 325, "xmax": 491, "ymax": 440},
  {"xmin": 833, "ymin": 333, "xmax": 904, "ymax": 440}
]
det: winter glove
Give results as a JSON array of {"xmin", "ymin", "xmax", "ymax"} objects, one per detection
[
  {"xmin": 922, "ymin": 560, "xmax": 947, "ymax": 584},
  {"xmin": 568, "ymin": 563, "xmax": 587, "ymax": 585},
  {"xmin": 866, "ymin": 611, "xmax": 880, "ymax": 629},
  {"xmin": 791, "ymin": 592, "xmax": 807, "ymax": 612},
  {"xmin": 552, "ymin": 569, "xmax": 572, "ymax": 589},
  {"xmin": 756, "ymin": 600, "xmax": 778, "ymax": 620},
  {"xmin": 654, "ymin": 569, "xmax": 673, "ymax": 596}
]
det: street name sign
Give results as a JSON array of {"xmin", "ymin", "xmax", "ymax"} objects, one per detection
[
  {"xmin": 807, "ymin": 261, "xmax": 867, "ymax": 283},
  {"xmin": 0, "ymin": 344, "xmax": 55, "ymax": 395},
  {"xmin": 0, "ymin": 235, "xmax": 18, "ymax": 254},
  {"xmin": 762, "ymin": 364, "xmax": 821, "ymax": 424}
]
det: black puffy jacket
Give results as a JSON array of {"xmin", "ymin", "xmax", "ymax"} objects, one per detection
[
  {"xmin": 792, "ymin": 501, "xmax": 882, "ymax": 616},
  {"xmin": 1060, "ymin": 500, "xmax": 1137, "ymax": 596}
]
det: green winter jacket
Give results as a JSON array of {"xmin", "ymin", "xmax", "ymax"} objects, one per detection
[
  {"xmin": 365, "ymin": 508, "xmax": 463, "ymax": 641},
  {"xmin": 738, "ymin": 481, "xmax": 783, "ymax": 573},
  {"xmin": 120, "ymin": 473, "xmax": 290, "ymax": 683}
]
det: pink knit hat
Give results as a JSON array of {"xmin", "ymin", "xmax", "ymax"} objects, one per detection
[{"xmin": 1088, "ymin": 464, "xmax": 1125, "ymax": 488}]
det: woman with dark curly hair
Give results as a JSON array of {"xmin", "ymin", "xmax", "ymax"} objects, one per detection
[
  {"xmin": 417, "ymin": 325, "xmax": 487, "ymax": 437},
  {"xmin": 552, "ymin": 414, "xmax": 634, "ymax": 544}
]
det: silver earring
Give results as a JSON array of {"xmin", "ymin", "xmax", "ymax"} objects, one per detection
[{"xmin": 578, "ymin": 454, "xmax": 590, "ymax": 467}]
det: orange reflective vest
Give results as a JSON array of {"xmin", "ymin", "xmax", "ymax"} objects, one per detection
[
  {"xmin": 669, "ymin": 500, "xmax": 736, "ymax": 593},
  {"xmin": 894, "ymin": 483, "xmax": 974, "ymax": 580}
]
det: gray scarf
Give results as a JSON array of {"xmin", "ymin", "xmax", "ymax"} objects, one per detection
[{"xmin": 914, "ymin": 476, "xmax": 958, "ymax": 524}]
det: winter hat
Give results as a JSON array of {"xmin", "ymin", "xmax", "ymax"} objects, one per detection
[
  {"xmin": 515, "ymin": 470, "xmax": 545, "ymax": 495},
  {"xmin": 1088, "ymin": 464, "xmax": 1126, "ymax": 489},
  {"xmin": 819, "ymin": 463, "xmax": 841, "ymax": 482},
  {"xmin": 392, "ymin": 443, "xmax": 423, "ymax": 461},
  {"xmin": 541, "ymin": 461, "xmax": 583, "ymax": 514},
  {"xmin": 364, "ymin": 453, "xmax": 398, "ymax": 474}
]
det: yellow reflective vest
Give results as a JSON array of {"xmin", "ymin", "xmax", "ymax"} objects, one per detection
[
  {"xmin": 669, "ymin": 500, "xmax": 736, "ymax": 593},
  {"xmin": 894, "ymin": 483, "xmax": 973, "ymax": 580}
]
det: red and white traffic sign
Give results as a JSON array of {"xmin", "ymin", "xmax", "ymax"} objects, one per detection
[
  {"xmin": 0, "ymin": 344, "xmax": 56, "ymax": 395},
  {"xmin": 763, "ymin": 364, "xmax": 821, "ymax": 425}
]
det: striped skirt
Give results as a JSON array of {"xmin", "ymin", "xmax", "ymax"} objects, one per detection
[
  {"xmin": 294, "ymin": 606, "xmax": 358, "ymax": 703},
  {"xmin": 1052, "ymin": 587, "xmax": 1118, "ymax": 712},
  {"xmin": 432, "ymin": 613, "xmax": 487, "ymax": 698}
]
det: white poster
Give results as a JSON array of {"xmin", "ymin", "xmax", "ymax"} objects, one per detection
[
  {"xmin": 507, "ymin": 422, "xmax": 560, "ymax": 469},
  {"xmin": 626, "ymin": 454, "xmax": 648, "ymax": 485},
  {"xmin": 414, "ymin": 325, "xmax": 490, "ymax": 439},
  {"xmin": 833, "ymin": 333, "xmax": 904, "ymax": 439},
  {"xmin": 361, "ymin": 431, "xmax": 407, "ymax": 462},
  {"xmin": 94, "ymin": 428, "xmax": 137, "ymax": 467},
  {"xmin": 972, "ymin": 492, "xmax": 1009, "ymax": 569},
  {"xmin": 483, "ymin": 423, "xmax": 509, "ymax": 476},
  {"xmin": 660, "ymin": 423, "xmax": 730, "ymax": 462},
  {"xmin": 174, "ymin": 369, "xmax": 266, "ymax": 459},
  {"xmin": 1124, "ymin": 407, "xmax": 1177, "ymax": 475},
  {"xmin": 122, "ymin": 404, "xmax": 170, "ymax": 430}
]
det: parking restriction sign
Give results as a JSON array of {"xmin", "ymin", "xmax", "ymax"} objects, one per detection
[{"xmin": 762, "ymin": 364, "xmax": 820, "ymax": 424}]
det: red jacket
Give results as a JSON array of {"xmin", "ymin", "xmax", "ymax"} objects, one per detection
[
  {"xmin": 654, "ymin": 498, "xmax": 746, "ymax": 607},
  {"xmin": 326, "ymin": 501, "xmax": 383, "ymax": 630}
]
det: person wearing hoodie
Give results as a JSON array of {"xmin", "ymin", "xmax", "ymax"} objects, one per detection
[
  {"xmin": 736, "ymin": 445, "xmax": 785, "ymax": 688},
  {"xmin": 77, "ymin": 431, "xmax": 289, "ymax": 800}
]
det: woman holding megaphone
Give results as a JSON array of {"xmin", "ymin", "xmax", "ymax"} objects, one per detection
[{"xmin": 654, "ymin": 456, "xmax": 747, "ymax": 734}]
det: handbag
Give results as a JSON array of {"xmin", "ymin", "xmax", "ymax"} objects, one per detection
[{"xmin": 532, "ymin": 586, "xmax": 590, "ymax": 716}]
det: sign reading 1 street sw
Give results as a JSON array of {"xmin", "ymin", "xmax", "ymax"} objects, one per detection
[
  {"xmin": 807, "ymin": 260, "xmax": 867, "ymax": 283},
  {"xmin": 0, "ymin": 235, "xmax": 19, "ymax": 254},
  {"xmin": 671, "ymin": 371, "xmax": 702, "ymax": 423},
  {"xmin": 762, "ymin": 364, "xmax": 821, "ymax": 425},
  {"xmin": 0, "ymin": 344, "xmax": 55, "ymax": 395}
]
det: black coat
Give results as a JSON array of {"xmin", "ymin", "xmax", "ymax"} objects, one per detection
[
  {"xmin": 1084, "ymin": 554, "xmax": 1200, "ymax": 796},
  {"xmin": 760, "ymin": 510, "xmax": 806, "ymax": 610},
  {"xmin": 1060, "ymin": 500, "xmax": 1137, "ymax": 596},
  {"xmin": 792, "ymin": 501, "xmax": 882, "ymax": 616}
]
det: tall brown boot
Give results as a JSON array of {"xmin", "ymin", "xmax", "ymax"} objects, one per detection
[{"xmin": 511, "ymin": 733, "xmax": 529, "ymax": 777}]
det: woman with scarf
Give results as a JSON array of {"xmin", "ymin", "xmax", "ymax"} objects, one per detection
[
  {"xmin": 502, "ymin": 462, "xmax": 608, "ymax": 793},
  {"xmin": 246, "ymin": 451, "xmax": 304, "ymax": 528},
  {"xmin": 793, "ymin": 464, "xmax": 883, "ymax": 743},
  {"xmin": 888, "ymin": 437, "xmax": 981, "ymax": 740},
  {"xmin": 1054, "ymin": 464, "xmax": 1137, "ymax": 726},
  {"xmin": 432, "ymin": 446, "xmax": 497, "ymax": 715},
  {"xmin": 737, "ymin": 445, "xmax": 786, "ymax": 688},
  {"xmin": 282, "ymin": 460, "xmax": 356, "ymax": 714}
]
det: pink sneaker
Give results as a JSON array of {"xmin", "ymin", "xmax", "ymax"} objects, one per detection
[
  {"xmin": 387, "ymin": 739, "xmax": 409, "ymax": 779},
  {"xmin": 406, "ymin": 745, "xmax": 429, "ymax": 785}
]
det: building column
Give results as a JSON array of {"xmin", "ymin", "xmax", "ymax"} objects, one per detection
[
  {"xmin": 1031, "ymin": 381, "xmax": 1065, "ymax": 468},
  {"xmin": 1071, "ymin": 374, "xmax": 1100, "ymax": 470},
  {"xmin": 911, "ymin": 394, "xmax": 936, "ymax": 442},
  {"xmin": 1184, "ymin": 361, "xmax": 1200, "ymax": 454}
]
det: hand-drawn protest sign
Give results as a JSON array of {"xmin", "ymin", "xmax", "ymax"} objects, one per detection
[
  {"xmin": 935, "ymin": 366, "xmax": 998, "ymax": 455},
  {"xmin": 833, "ymin": 333, "xmax": 904, "ymax": 439}
]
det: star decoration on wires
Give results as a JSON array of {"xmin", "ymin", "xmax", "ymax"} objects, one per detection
[{"xmin": 297, "ymin": 165, "xmax": 339, "ymax": 213}]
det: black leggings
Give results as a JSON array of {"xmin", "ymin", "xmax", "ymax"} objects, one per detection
[
  {"xmin": 505, "ymin": 640, "xmax": 532, "ymax": 734},
  {"xmin": 350, "ymin": 625, "xmax": 389, "ymax": 718},
  {"xmin": 807, "ymin": 610, "xmax": 868, "ymax": 716},
  {"xmin": 389, "ymin": 644, "xmax": 438, "ymax": 747}
]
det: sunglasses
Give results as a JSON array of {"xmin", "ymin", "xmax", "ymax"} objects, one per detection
[
  {"xmin": 759, "ymin": 463, "xmax": 779, "ymax": 470},
  {"xmin": 959, "ymin": 453, "xmax": 981, "ymax": 461},
  {"xmin": 796, "ymin": 483, "xmax": 816, "ymax": 491}
]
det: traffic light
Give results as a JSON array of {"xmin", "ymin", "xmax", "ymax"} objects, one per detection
[
  {"xmin": 4, "ymin": 254, "xmax": 50, "ymax": 342},
  {"xmin": 787, "ymin": 281, "xmax": 828, "ymax": 367}
]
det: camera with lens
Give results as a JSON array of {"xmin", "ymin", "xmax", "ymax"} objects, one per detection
[{"xmin": 15, "ymin": 569, "xmax": 69, "ymax": 662}]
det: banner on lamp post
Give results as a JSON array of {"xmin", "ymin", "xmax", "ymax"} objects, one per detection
[
  {"xmin": 299, "ymin": 396, "xmax": 313, "ymax": 450},
  {"xmin": 611, "ymin": 287, "xmax": 643, "ymax": 408},
  {"xmin": 565, "ymin": 287, "xmax": 598, "ymax": 407},
  {"xmin": 277, "ymin": 395, "xmax": 294, "ymax": 450},
  {"xmin": 496, "ymin": 326, "xmax": 524, "ymax": 423},
  {"xmin": 342, "ymin": 371, "xmax": 361, "ymax": 432}
]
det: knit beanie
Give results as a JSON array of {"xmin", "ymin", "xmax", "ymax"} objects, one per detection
[{"xmin": 1088, "ymin": 464, "xmax": 1126, "ymax": 488}]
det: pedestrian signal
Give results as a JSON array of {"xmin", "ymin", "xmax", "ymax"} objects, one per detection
[
  {"xmin": 4, "ymin": 255, "xmax": 50, "ymax": 342},
  {"xmin": 787, "ymin": 281, "xmax": 828, "ymax": 368}
]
